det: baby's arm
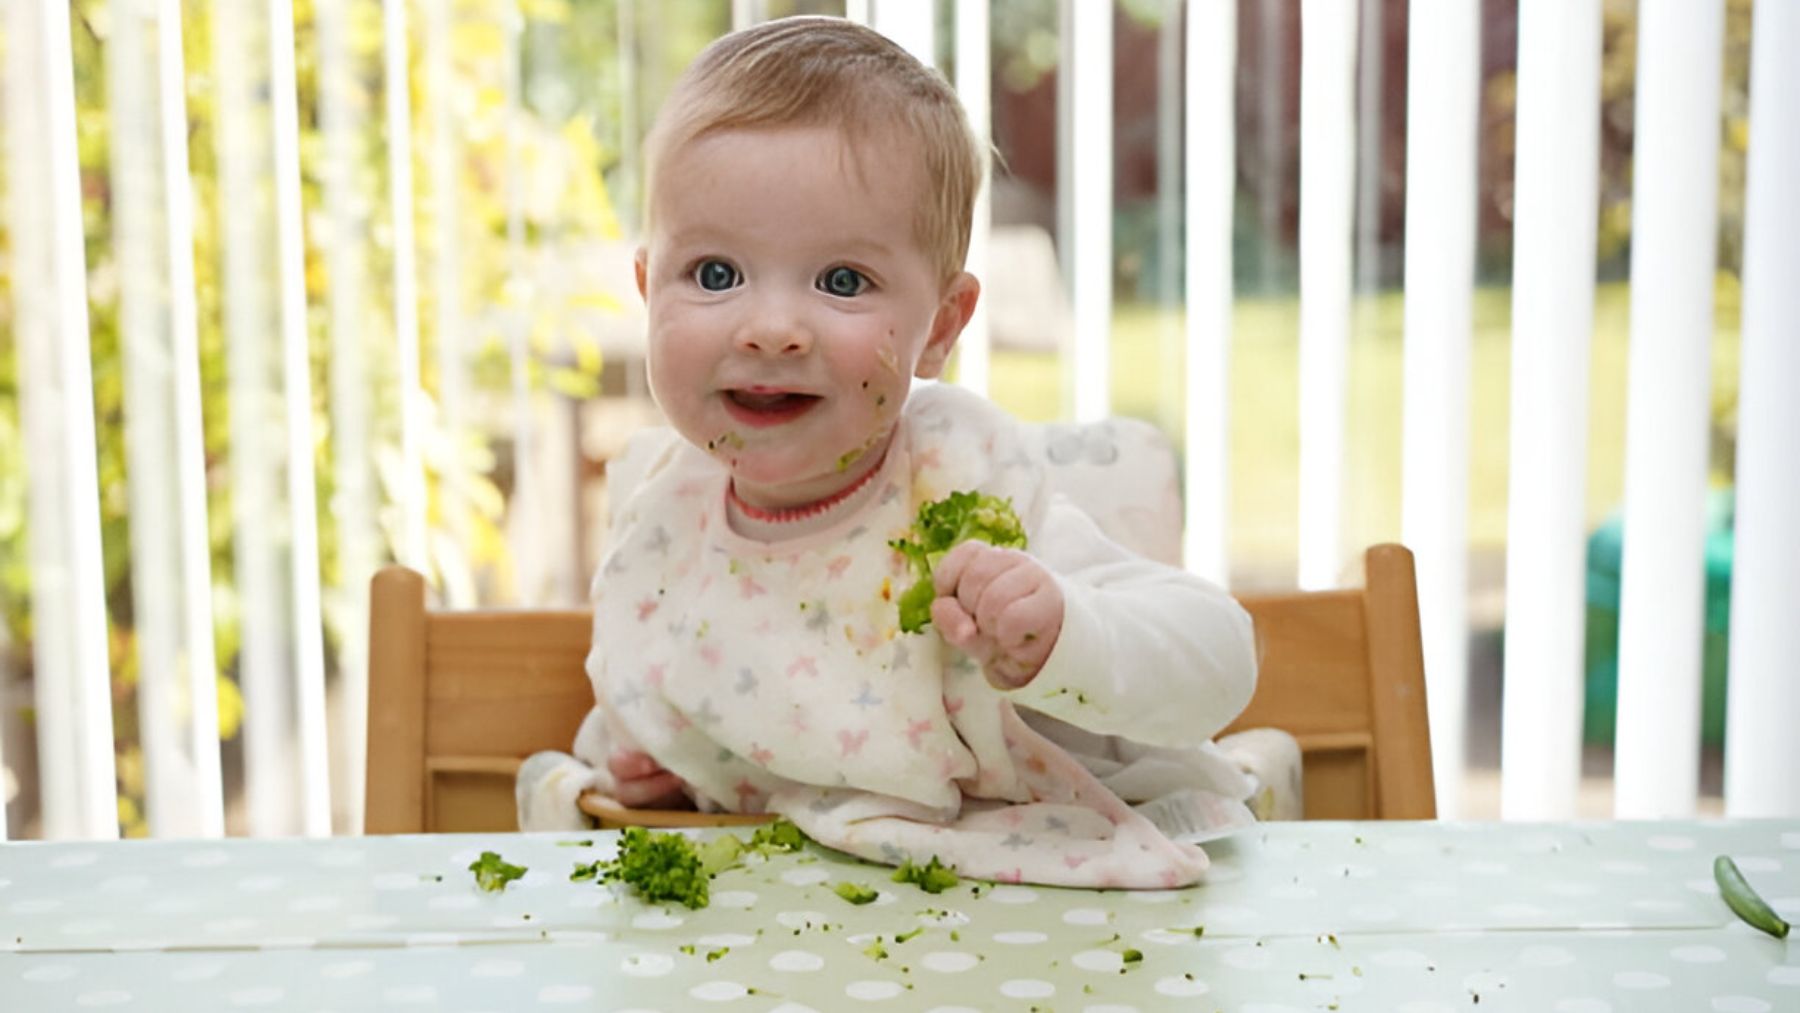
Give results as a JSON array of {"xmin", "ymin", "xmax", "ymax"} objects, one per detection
[{"xmin": 952, "ymin": 497, "xmax": 1257, "ymax": 748}]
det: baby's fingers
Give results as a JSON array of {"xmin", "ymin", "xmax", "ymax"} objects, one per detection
[
  {"xmin": 929, "ymin": 595, "xmax": 982, "ymax": 648},
  {"xmin": 607, "ymin": 750, "xmax": 664, "ymax": 781}
]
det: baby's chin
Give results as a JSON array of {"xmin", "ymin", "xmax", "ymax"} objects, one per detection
[{"xmin": 727, "ymin": 451, "xmax": 883, "ymax": 501}]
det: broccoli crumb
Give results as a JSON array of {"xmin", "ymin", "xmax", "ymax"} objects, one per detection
[
  {"xmin": 834, "ymin": 881, "xmax": 879, "ymax": 905},
  {"xmin": 892, "ymin": 856, "xmax": 960, "ymax": 894},
  {"xmin": 468, "ymin": 851, "xmax": 526, "ymax": 892}
]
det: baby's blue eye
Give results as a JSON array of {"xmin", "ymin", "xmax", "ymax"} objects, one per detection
[
  {"xmin": 694, "ymin": 260, "xmax": 740, "ymax": 291},
  {"xmin": 818, "ymin": 266, "xmax": 869, "ymax": 297}
]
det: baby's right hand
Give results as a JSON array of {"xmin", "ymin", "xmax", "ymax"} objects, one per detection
[{"xmin": 606, "ymin": 750, "xmax": 689, "ymax": 809}]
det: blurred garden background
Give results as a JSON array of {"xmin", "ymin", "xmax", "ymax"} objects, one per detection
[{"xmin": 0, "ymin": 0, "xmax": 1760, "ymax": 836}]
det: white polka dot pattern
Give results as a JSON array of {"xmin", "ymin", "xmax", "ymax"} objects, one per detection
[{"xmin": 1, "ymin": 820, "xmax": 1795, "ymax": 1011}]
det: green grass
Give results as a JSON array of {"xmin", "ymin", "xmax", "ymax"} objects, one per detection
[{"xmin": 969, "ymin": 281, "xmax": 1742, "ymax": 571}]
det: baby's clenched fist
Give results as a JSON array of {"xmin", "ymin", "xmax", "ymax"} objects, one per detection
[{"xmin": 929, "ymin": 541, "xmax": 1063, "ymax": 689}]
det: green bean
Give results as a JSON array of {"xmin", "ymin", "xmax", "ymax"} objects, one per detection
[{"xmin": 1713, "ymin": 855, "xmax": 1790, "ymax": 939}]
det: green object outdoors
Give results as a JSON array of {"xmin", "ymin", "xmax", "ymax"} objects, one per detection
[{"xmin": 1582, "ymin": 488, "xmax": 1736, "ymax": 745}]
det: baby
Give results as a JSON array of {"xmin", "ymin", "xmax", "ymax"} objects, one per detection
[{"xmin": 518, "ymin": 16, "xmax": 1260, "ymax": 888}]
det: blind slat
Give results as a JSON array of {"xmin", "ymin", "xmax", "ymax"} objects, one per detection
[
  {"xmin": 3, "ymin": 0, "xmax": 119, "ymax": 841},
  {"xmin": 1498, "ymin": 0, "xmax": 1603, "ymax": 821},
  {"xmin": 269, "ymin": 0, "xmax": 332, "ymax": 836},
  {"xmin": 953, "ymin": 0, "xmax": 993, "ymax": 397},
  {"xmin": 111, "ymin": 0, "xmax": 226, "ymax": 838},
  {"xmin": 427, "ymin": 0, "xmax": 474, "ymax": 609},
  {"xmin": 1402, "ymin": 0, "xmax": 1481, "ymax": 820},
  {"xmin": 318, "ymin": 0, "xmax": 379, "ymax": 833},
  {"xmin": 1723, "ymin": 0, "xmax": 1800, "ymax": 817},
  {"xmin": 1063, "ymin": 0, "xmax": 1113, "ymax": 423},
  {"xmin": 1613, "ymin": 0, "xmax": 1724, "ymax": 820},
  {"xmin": 1183, "ymin": 0, "xmax": 1236, "ymax": 584},
  {"xmin": 383, "ymin": 0, "xmax": 431, "ymax": 575},
  {"xmin": 1296, "ymin": 0, "xmax": 1357, "ymax": 589}
]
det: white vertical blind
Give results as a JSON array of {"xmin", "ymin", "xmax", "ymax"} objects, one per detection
[
  {"xmin": 1155, "ymin": 4, "xmax": 1181, "ymax": 431},
  {"xmin": 158, "ymin": 0, "xmax": 226, "ymax": 842},
  {"xmin": 1723, "ymin": 0, "xmax": 1800, "ymax": 818},
  {"xmin": 1064, "ymin": 0, "xmax": 1114, "ymax": 422},
  {"xmin": 1613, "ymin": 0, "xmax": 1724, "ymax": 820},
  {"xmin": 383, "ymin": 0, "xmax": 431, "ymax": 576},
  {"xmin": 317, "ymin": 0, "xmax": 378, "ymax": 833},
  {"xmin": 426, "ymin": 0, "xmax": 473, "ymax": 609},
  {"xmin": 3, "ymin": 0, "xmax": 119, "ymax": 841},
  {"xmin": 872, "ymin": 0, "xmax": 935, "ymax": 68},
  {"xmin": 502, "ymin": 1, "xmax": 544, "ymax": 606},
  {"xmin": 1498, "ymin": 0, "xmax": 1603, "ymax": 822},
  {"xmin": 1402, "ymin": 0, "xmax": 1480, "ymax": 820},
  {"xmin": 732, "ymin": 0, "xmax": 766, "ymax": 31},
  {"xmin": 109, "ymin": 0, "xmax": 225, "ymax": 838},
  {"xmin": 215, "ymin": 0, "xmax": 299, "ymax": 837},
  {"xmin": 268, "ymin": 0, "xmax": 332, "ymax": 837},
  {"xmin": 1296, "ymin": 0, "xmax": 1356, "ymax": 589},
  {"xmin": 954, "ymin": 0, "xmax": 993, "ymax": 397},
  {"xmin": 1183, "ymin": 0, "xmax": 1236, "ymax": 585}
]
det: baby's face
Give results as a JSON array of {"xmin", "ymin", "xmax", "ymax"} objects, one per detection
[{"xmin": 637, "ymin": 125, "xmax": 976, "ymax": 513}]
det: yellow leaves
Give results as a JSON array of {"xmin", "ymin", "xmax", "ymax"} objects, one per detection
[
  {"xmin": 569, "ymin": 291, "xmax": 623, "ymax": 314},
  {"xmin": 1727, "ymin": 116, "xmax": 1749, "ymax": 153},
  {"xmin": 216, "ymin": 673, "xmax": 244, "ymax": 741},
  {"xmin": 453, "ymin": 22, "xmax": 507, "ymax": 63},
  {"xmin": 519, "ymin": 0, "xmax": 572, "ymax": 23}
]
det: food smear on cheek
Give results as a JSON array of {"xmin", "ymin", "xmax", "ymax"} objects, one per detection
[
  {"xmin": 835, "ymin": 428, "xmax": 886, "ymax": 472},
  {"xmin": 705, "ymin": 431, "xmax": 747, "ymax": 457}
]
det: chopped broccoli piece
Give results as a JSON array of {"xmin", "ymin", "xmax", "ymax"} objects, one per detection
[
  {"xmin": 705, "ymin": 947, "xmax": 730, "ymax": 962},
  {"xmin": 893, "ymin": 926, "xmax": 924, "ymax": 943},
  {"xmin": 747, "ymin": 818, "xmax": 807, "ymax": 854},
  {"xmin": 863, "ymin": 938, "xmax": 889, "ymax": 960},
  {"xmin": 889, "ymin": 491, "xmax": 1028, "ymax": 633},
  {"xmin": 695, "ymin": 834, "xmax": 746, "ymax": 875},
  {"xmin": 582, "ymin": 820, "xmax": 811, "ymax": 910},
  {"xmin": 891, "ymin": 856, "xmax": 960, "ymax": 894},
  {"xmin": 468, "ymin": 851, "xmax": 527, "ymax": 892},
  {"xmin": 834, "ymin": 881, "xmax": 880, "ymax": 905},
  {"xmin": 1121, "ymin": 948, "xmax": 1144, "ymax": 964},
  {"xmin": 598, "ymin": 827, "xmax": 711, "ymax": 909}
]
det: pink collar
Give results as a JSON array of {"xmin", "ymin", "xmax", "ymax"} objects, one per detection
[{"xmin": 727, "ymin": 453, "xmax": 887, "ymax": 524}]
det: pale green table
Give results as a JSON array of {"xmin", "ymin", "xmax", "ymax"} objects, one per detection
[{"xmin": 4, "ymin": 820, "xmax": 1797, "ymax": 1011}]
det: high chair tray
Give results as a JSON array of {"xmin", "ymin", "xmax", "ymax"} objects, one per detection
[{"xmin": 577, "ymin": 791, "xmax": 777, "ymax": 829}]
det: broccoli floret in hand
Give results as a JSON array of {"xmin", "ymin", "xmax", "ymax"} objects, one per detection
[{"xmin": 889, "ymin": 491, "xmax": 1028, "ymax": 633}]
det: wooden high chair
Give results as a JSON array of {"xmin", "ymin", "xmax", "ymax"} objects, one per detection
[{"xmin": 363, "ymin": 543, "xmax": 1435, "ymax": 834}]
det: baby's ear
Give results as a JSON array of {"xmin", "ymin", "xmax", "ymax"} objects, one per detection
[
  {"xmin": 634, "ymin": 247, "xmax": 649, "ymax": 301},
  {"xmin": 916, "ymin": 272, "xmax": 981, "ymax": 379}
]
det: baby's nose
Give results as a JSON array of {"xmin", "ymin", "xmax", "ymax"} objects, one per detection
[{"xmin": 734, "ymin": 320, "xmax": 813, "ymax": 357}]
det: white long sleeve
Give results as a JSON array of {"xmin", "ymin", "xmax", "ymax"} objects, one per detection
[{"xmin": 1014, "ymin": 495, "xmax": 1258, "ymax": 749}]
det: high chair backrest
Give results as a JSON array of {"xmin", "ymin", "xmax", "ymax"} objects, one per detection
[
  {"xmin": 364, "ymin": 543, "xmax": 1434, "ymax": 833},
  {"xmin": 363, "ymin": 566, "xmax": 592, "ymax": 834},
  {"xmin": 1219, "ymin": 543, "xmax": 1436, "ymax": 819}
]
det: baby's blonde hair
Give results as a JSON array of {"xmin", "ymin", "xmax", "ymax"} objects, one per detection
[{"xmin": 643, "ymin": 16, "xmax": 982, "ymax": 283}]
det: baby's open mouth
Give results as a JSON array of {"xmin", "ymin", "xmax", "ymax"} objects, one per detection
[{"xmin": 723, "ymin": 388, "xmax": 822, "ymax": 426}]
